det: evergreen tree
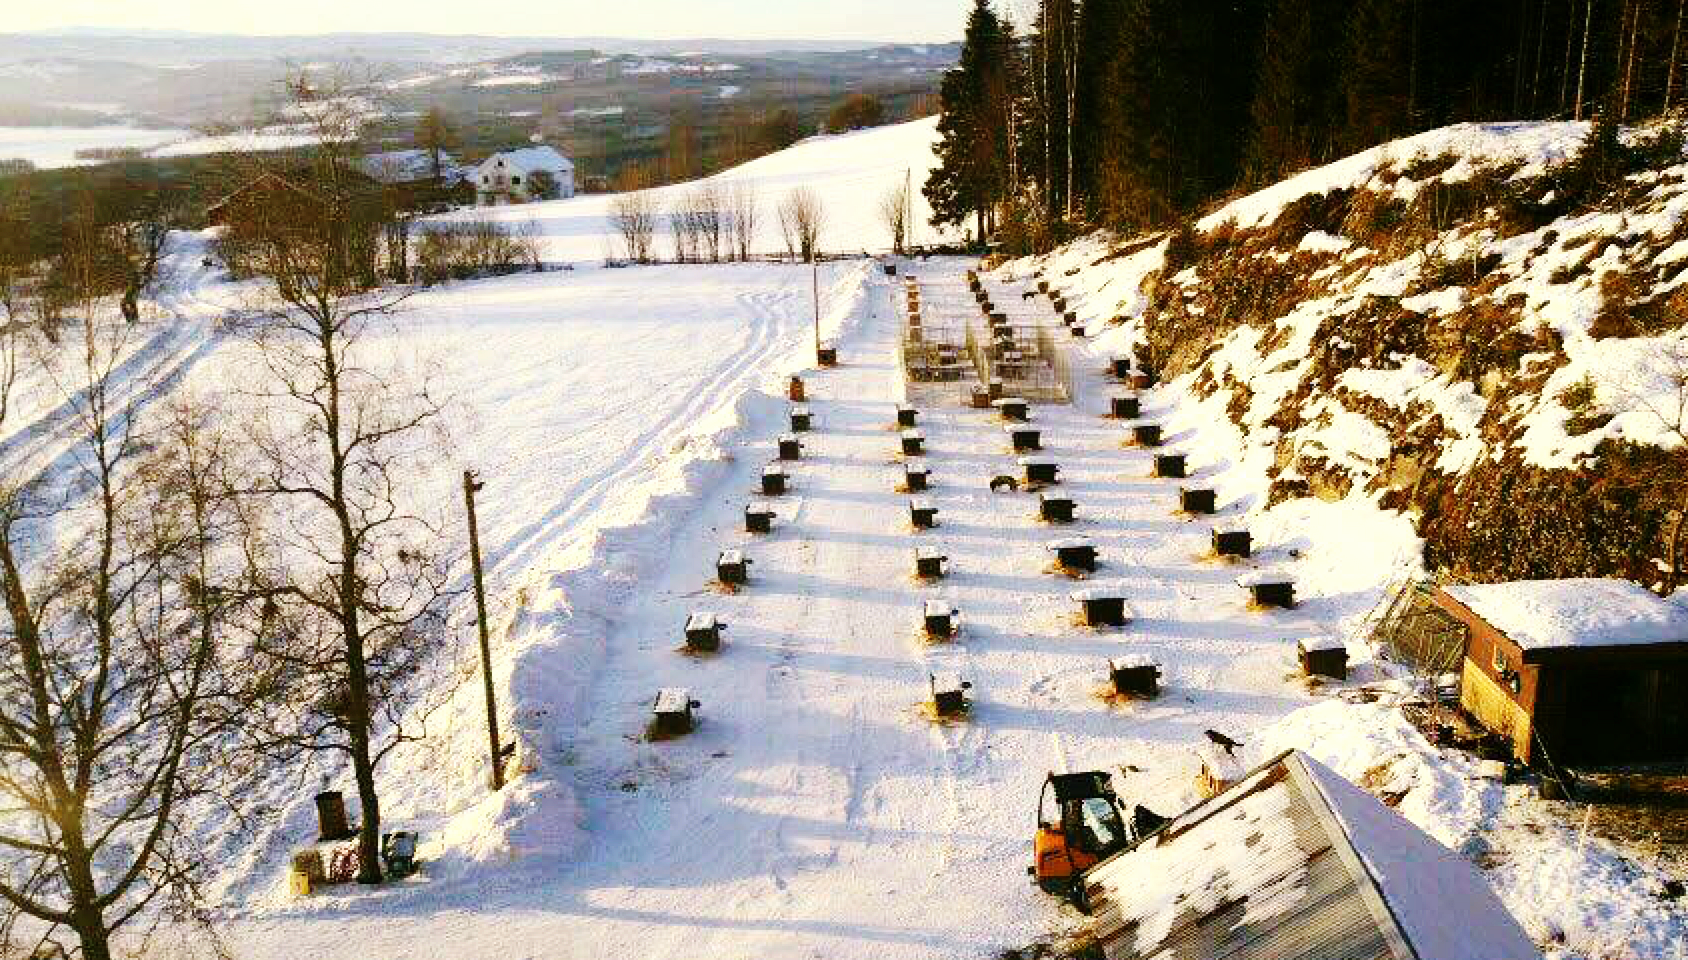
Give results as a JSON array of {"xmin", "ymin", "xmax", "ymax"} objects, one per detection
[
  {"xmin": 924, "ymin": 0, "xmax": 1016, "ymax": 241},
  {"xmin": 1244, "ymin": 0, "xmax": 1346, "ymax": 182}
]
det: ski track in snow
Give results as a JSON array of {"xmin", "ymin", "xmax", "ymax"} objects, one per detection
[{"xmin": 484, "ymin": 288, "xmax": 790, "ymax": 582}]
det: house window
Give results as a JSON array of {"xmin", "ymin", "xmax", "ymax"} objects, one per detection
[{"xmin": 512, "ymin": 175, "xmax": 522, "ymax": 185}]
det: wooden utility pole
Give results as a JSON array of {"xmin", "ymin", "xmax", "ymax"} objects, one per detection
[
  {"xmin": 463, "ymin": 469, "xmax": 504, "ymax": 791},
  {"xmin": 811, "ymin": 257, "xmax": 821, "ymax": 357}
]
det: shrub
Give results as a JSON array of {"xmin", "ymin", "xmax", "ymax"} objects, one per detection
[{"xmin": 415, "ymin": 218, "xmax": 541, "ymax": 284}]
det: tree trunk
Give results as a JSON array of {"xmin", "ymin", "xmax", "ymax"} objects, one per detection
[
  {"xmin": 1533, "ymin": 0, "xmax": 1549, "ymax": 112},
  {"xmin": 1620, "ymin": 0, "xmax": 1640, "ymax": 119},
  {"xmin": 120, "ymin": 289, "xmax": 139, "ymax": 324},
  {"xmin": 1562, "ymin": 0, "xmax": 1581, "ymax": 112},
  {"xmin": 64, "ymin": 832, "xmax": 113, "ymax": 960},
  {"xmin": 1669, "ymin": 0, "xmax": 1686, "ymax": 109},
  {"xmin": 1575, "ymin": 0, "xmax": 1596, "ymax": 119}
]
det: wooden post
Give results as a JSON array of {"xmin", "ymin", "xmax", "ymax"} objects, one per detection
[
  {"xmin": 811, "ymin": 257, "xmax": 821, "ymax": 359},
  {"xmin": 463, "ymin": 470, "xmax": 504, "ymax": 791}
]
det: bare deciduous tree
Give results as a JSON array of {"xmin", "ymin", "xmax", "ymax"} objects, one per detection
[
  {"xmin": 229, "ymin": 74, "xmax": 453, "ymax": 886},
  {"xmin": 0, "ymin": 312, "xmax": 237, "ymax": 960},
  {"xmin": 609, "ymin": 189, "xmax": 659, "ymax": 264},
  {"xmin": 878, "ymin": 181, "xmax": 912, "ymax": 256},
  {"xmin": 724, "ymin": 183, "xmax": 759, "ymax": 261},
  {"xmin": 778, "ymin": 186, "xmax": 826, "ymax": 263}
]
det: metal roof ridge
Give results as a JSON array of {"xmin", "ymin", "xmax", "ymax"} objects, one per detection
[{"xmin": 1284, "ymin": 752, "xmax": 1420, "ymax": 960}]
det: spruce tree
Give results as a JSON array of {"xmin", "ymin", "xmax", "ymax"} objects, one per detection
[{"xmin": 924, "ymin": 0, "xmax": 1015, "ymax": 242}]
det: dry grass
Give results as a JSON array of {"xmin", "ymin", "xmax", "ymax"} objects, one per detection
[{"xmin": 916, "ymin": 701, "xmax": 971, "ymax": 725}]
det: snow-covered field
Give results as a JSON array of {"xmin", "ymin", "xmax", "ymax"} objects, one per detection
[
  {"xmin": 2, "ymin": 117, "xmax": 1681, "ymax": 959},
  {"xmin": 0, "ymin": 124, "xmax": 195, "ymax": 167},
  {"xmin": 437, "ymin": 118, "xmax": 950, "ymax": 263}
]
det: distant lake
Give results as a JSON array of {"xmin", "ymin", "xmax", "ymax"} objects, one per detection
[{"xmin": 0, "ymin": 125, "xmax": 195, "ymax": 170}]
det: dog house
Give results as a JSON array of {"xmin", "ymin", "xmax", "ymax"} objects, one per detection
[
  {"xmin": 744, "ymin": 503, "xmax": 774, "ymax": 534},
  {"xmin": 900, "ymin": 429, "xmax": 925, "ymax": 456},
  {"xmin": 1020, "ymin": 456, "xmax": 1059, "ymax": 485},
  {"xmin": 1212, "ymin": 526, "xmax": 1251, "ymax": 558},
  {"xmin": 883, "ymin": 262, "xmax": 897, "ymax": 276},
  {"xmin": 1069, "ymin": 322, "xmax": 1086, "ymax": 337},
  {"xmin": 1238, "ymin": 571, "xmax": 1296, "ymax": 608},
  {"xmin": 652, "ymin": 688, "xmax": 700, "ymax": 736},
  {"xmin": 924, "ymin": 599, "xmax": 959, "ymax": 639},
  {"xmin": 914, "ymin": 546, "xmax": 948, "ymax": 579},
  {"xmin": 816, "ymin": 342, "xmax": 838, "ymax": 367},
  {"xmin": 1130, "ymin": 370, "xmax": 1158, "ymax": 390},
  {"xmin": 909, "ymin": 497, "xmax": 938, "ymax": 529},
  {"xmin": 1181, "ymin": 488, "xmax": 1217, "ymax": 515},
  {"xmin": 1111, "ymin": 395, "xmax": 1140, "ymax": 419},
  {"xmin": 1109, "ymin": 655, "xmax": 1161, "ymax": 698},
  {"xmin": 1196, "ymin": 743, "xmax": 1245, "ymax": 798},
  {"xmin": 1152, "ymin": 453, "xmax": 1186, "ymax": 479},
  {"xmin": 1131, "ymin": 423, "xmax": 1162, "ymax": 447},
  {"xmin": 897, "ymin": 404, "xmax": 919, "ymax": 428},
  {"xmin": 992, "ymin": 397, "xmax": 1030, "ymax": 422},
  {"xmin": 1072, "ymin": 588, "xmax": 1129, "ymax": 627},
  {"xmin": 684, "ymin": 613, "xmax": 726, "ymax": 652},
  {"xmin": 1037, "ymin": 279, "xmax": 1049, "ymax": 293},
  {"xmin": 788, "ymin": 376, "xmax": 805, "ymax": 402},
  {"xmin": 1051, "ymin": 295, "xmax": 1067, "ymax": 311},
  {"xmin": 929, "ymin": 672, "xmax": 972, "ymax": 716},
  {"xmin": 761, "ymin": 464, "xmax": 788, "ymax": 495},
  {"xmin": 988, "ymin": 379, "xmax": 1005, "ymax": 401},
  {"xmin": 970, "ymin": 386, "xmax": 992, "ymax": 409},
  {"xmin": 789, "ymin": 406, "xmax": 812, "ymax": 432},
  {"xmin": 1063, "ymin": 311, "xmax": 1079, "ymax": 326},
  {"xmin": 716, "ymin": 549, "xmax": 751, "ymax": 585},
  {"xmin": 1435, "ymin": 579, "xmax": 1688, "ymax": 766},
  {"xmin": 1109, "ymin": 356, "xmax": 1132, "ymax": 380},
  {"xmin": 904, "ymin": 460, "xmax": 930, "ymax": 491},
  {"xmin": 777, "ymin": 434, "xmax": 803, "ymax": 461},
  {"xmin": 1048, "ymin": 537, "xmax": 1097, "ymax": 572},
  {"xmin": 1006, "ymin": 425, "xmax": 1043, "ymax": 452},
  {"xmin": 1298, "ymin": 635, "xmax": 1348, "ymax": 680},
  {"xmin": 1039, "ymin": 494, "xmax": 1075, "ymax": 523}
]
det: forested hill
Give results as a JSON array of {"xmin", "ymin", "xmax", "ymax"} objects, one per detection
[{"xmin": 923, "ymin": 0, "xmax": 1683, "ymax": 244}]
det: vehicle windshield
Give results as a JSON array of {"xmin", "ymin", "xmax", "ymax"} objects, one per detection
[{"xmin": 1078, "ymin": 797, "xmax": 1125, "ymax": 852}]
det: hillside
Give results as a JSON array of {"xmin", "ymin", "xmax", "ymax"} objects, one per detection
[
  {"xmin": 1025, "ymin": 117, "xmax": 1688, "ymax": 592},
  {"xmin": 3, "ymin": 115, "xmax": 1685, "ymax": 960}
]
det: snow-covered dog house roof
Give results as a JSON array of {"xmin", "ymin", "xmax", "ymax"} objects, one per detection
[
  {"xmin": 1441, "ymin": 578, "xmax": 1688, "ymax": 664},
  {"xmin": 1081, "ymin": 750, "xmax": 1539, "ymax": 960}
]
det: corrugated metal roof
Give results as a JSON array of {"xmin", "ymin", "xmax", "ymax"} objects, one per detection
[{"xmin": 1080, "ymin": 751, "xmax": 1538, "ymax": 960}]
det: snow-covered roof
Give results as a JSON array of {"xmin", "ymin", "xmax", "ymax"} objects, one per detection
[
  {"xmin": 358, "ymin": 149, "xmax": 455, "ymax": 183},
  {"xmin": 1445, "ymin": 578, "xmax": 1688, "ymax": 653},
  {"xmin": 481, "ymin": 145, "xmax": 574, "ymax": 175},
  {"xmin": 1083, "ymin": 751, "xmax": 1539, "ymax": 960}
]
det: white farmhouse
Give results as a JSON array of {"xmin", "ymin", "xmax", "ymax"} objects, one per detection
[{"xmin": 474, "ymin": 146, "xmax": 575, "ymax": 205}]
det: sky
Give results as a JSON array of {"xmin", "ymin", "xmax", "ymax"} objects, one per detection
[{"xmin": 11, "ymin": 0, "xmax": 977, "ymax": 43}]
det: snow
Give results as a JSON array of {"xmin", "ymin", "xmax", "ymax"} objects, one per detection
[
  {"xmin": 0, "ymin": 124, "xmax": 194, "ymax": 168},
  {"xmin": 474, "ymin": 74, "xmax": 557, "ymax": 87},
  {"xmin": 432, "ymin": 118, "xmax": 953, "ymax": 262},
  {"xmin": 1445, "ymin": 578, "xmax": 1688, "ymax": 652},
  {"xmin": 5, "ymin": 110, "xmax": 1681, "ymax": 960},
  {"xmin": 1256, "ymin": 697, "xmax": 1688, "ymax": 960}
]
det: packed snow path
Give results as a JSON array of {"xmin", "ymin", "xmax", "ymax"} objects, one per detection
[{"xmin": 237, "ymin": 261, "xmax": 1337, "ymax": 959}]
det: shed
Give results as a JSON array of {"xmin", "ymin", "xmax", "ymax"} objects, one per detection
[
  {"xmin": 1080, "ymin": 750, "xmax": 1540, "ymax": 960},
  {"xmin": 1437, "ymin": 579, "xmax": 1688, "ymax": 766}
]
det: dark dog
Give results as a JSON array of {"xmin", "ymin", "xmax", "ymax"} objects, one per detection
[{"xmin": 989, "ymin": 475, "xmax": 1019, "ymax": 493}]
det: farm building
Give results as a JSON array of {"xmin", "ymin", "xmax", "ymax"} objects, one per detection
[
  {"xmin": 1079, "ymin": 750, "xmax": 1539, "ymax": 960},
  {"xmin": 1435, "ymin": 579, "xmax": 1688, "ymax": 767},
  {"xmin": 474, "ymin": 145, "xmax": 575, "ymax": 205}
]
